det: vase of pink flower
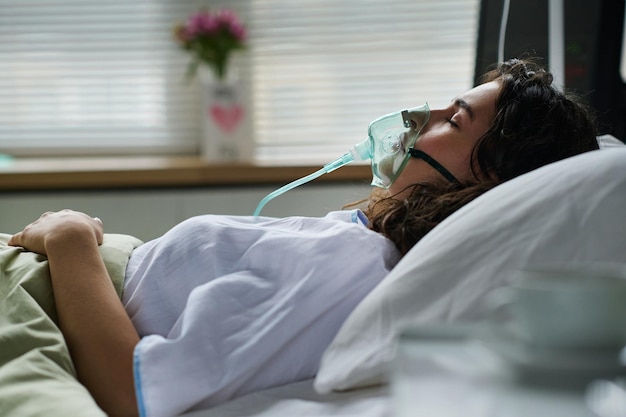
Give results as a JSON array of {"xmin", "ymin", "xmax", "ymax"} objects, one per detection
[{"xmin": 174, "ymin": 9, "xmax": 253, "ymax": 163}]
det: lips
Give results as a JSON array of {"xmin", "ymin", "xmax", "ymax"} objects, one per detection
[{"xmin": 401, "ymin": 131, "xmax": 419, "ymax": 154}]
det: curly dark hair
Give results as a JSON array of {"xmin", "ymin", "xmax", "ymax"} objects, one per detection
[{"xmin": 364, "ymin": 58, "xmax": 599, "ymax": 255}]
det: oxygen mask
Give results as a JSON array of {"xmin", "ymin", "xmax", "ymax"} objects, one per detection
[
  {"xmin": 253, "ymin": 103, "xmax": 433, "ymax": 217},
  {"xmin": 365, "ymin": 103, "xmax": 431, "ymax": 188}
]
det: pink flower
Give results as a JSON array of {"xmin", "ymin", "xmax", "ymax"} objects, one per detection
[
  {"xmin": 215, "ymin": 9, "xmax": 247, "ymax": 41},
  {"xmin": 228, "ymin": 21, "xmax": 247, "ymax": 42},
  {"xmin": 174, "ymin": 8, "xmax": 247, "ymax": 80},
  {"xmin": 186, "ymin": 12, "xmax": 218, "ymax": 37}
]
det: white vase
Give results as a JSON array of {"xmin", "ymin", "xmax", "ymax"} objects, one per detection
[{"xmin": 199, "ymin": 75, "xmax": 253, "ymax": 163}]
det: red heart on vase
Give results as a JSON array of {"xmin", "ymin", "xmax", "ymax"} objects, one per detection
[{"xmin": 209, "ymin": 105, "xmax": 244, "ymax": 133}]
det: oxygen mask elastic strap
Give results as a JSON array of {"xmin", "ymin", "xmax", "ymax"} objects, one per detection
[{"xmin": 407, "ymin": 148, "xmax": 460, "ymax": 184}]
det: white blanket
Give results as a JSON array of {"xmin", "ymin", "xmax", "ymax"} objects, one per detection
[{"xmin": 181, "ymin": 380, "xmax": 390, "ymax": 417}]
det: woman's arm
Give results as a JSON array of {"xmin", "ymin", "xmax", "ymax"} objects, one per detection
[{"xmin": 9, "ymin": 210, "xmax": 140, "ymax": 417}]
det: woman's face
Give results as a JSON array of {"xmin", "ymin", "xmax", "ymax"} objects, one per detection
[{"xmin": 389, "ymin": 81, "xmax": 500, "ymax": 197}]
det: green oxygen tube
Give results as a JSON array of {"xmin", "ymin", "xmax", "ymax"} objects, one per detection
[{"xmin": 253, "ymin": 139, "xmax": 371, "ymax": 217}]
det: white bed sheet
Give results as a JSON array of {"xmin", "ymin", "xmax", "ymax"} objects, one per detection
[{"xmin": 180, "ymin": 380, "xmax": 390, "ymax": 417}]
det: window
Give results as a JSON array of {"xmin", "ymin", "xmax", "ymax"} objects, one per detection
[
  {"xmin": 251, "ymin": 0, "xmax": 479, "ymax": 164},
  {"xmin": 0, "ymin": 0, "xmax": 479, "ymax": 164}
]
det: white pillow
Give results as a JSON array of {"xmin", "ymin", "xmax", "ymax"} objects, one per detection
[
  {"xmin": 597, "ymin": 134, "xmax": 625, "ymax": 148},
  {"xmin": 314, "ymin": 147, "xmax": 626, "ymax": 394}
]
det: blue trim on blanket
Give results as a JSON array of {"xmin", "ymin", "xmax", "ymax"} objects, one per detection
[
  {"xmin": 352, "ymin": 209, "xmax": 369, "ymax": 226},
  {"xmin": 133, "ymin": 346, "xmax": 148, "ymax": 417}
]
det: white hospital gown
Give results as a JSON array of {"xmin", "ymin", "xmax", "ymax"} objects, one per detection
[{"xmin": 122, "ymin": 210, "xmax": 400, "ymax": 417}]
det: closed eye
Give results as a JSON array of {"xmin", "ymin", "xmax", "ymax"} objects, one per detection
[{"xmin": 446, "ymin": 117, "xmax": 459, "ymax": 128}]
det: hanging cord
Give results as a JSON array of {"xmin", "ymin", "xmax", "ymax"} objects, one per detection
[{"xmin": 498, "ymin": 0, "xmax": 511, "ymax": 63}]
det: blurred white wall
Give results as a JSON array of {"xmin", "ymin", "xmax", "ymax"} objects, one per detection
[{"xmin": 0, "ymin": 183, "xmax": 371, "ymax": 242}]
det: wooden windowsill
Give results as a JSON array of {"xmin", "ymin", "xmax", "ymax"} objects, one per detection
[{"xmin": 0, "ymin": 156, "xmax": 371, "ymax": 191}]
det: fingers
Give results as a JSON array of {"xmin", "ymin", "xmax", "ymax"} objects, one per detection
[
  {"xmin": 8, "ymin": 224, "xmax": 32, "ymax": 247},
  {"xmin": 8, "ymin": 210, "xmax": 104, "ymax": 248},
  {"xmin": 7, "ymin": 232, "xmax": 19, "ymax": 246},
  {"xmin": 92, "ymin": 217, "xmax": 104, "ymax": 246}
]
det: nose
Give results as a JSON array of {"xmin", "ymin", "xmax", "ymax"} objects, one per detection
[
  {"xmin": 421, "ymin": 107, "xmax": 450, "ymax": 132},
  {"xmin": 404, "ymin": 105, "xmax": 432, "ymax": 132},
  {"xmin": 427, "ymin": 107, "xmax": 446, "ymax": 122}
]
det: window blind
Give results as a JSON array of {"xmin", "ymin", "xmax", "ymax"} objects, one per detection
[
  {"xmin": 0, "ymin": 0, "xmax": 201, "ymax": 156},
  {"xmin": 0, "ymin": 0, "xmax": 479, "ymax": 164}
]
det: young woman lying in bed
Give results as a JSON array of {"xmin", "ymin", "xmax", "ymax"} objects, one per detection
[{"xmin": 8, "ymin": 59, "xmax": 600, "ymax": 417}]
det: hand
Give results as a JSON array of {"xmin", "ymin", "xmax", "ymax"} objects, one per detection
[{"xmin": 8, "ymin": 209, "xmax": 104, "ymax": 256}]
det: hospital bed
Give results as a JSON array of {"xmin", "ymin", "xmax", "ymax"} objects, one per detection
[{"xmin": 1, "ymin": 136, "xmax": 625, "ymax": 417}]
